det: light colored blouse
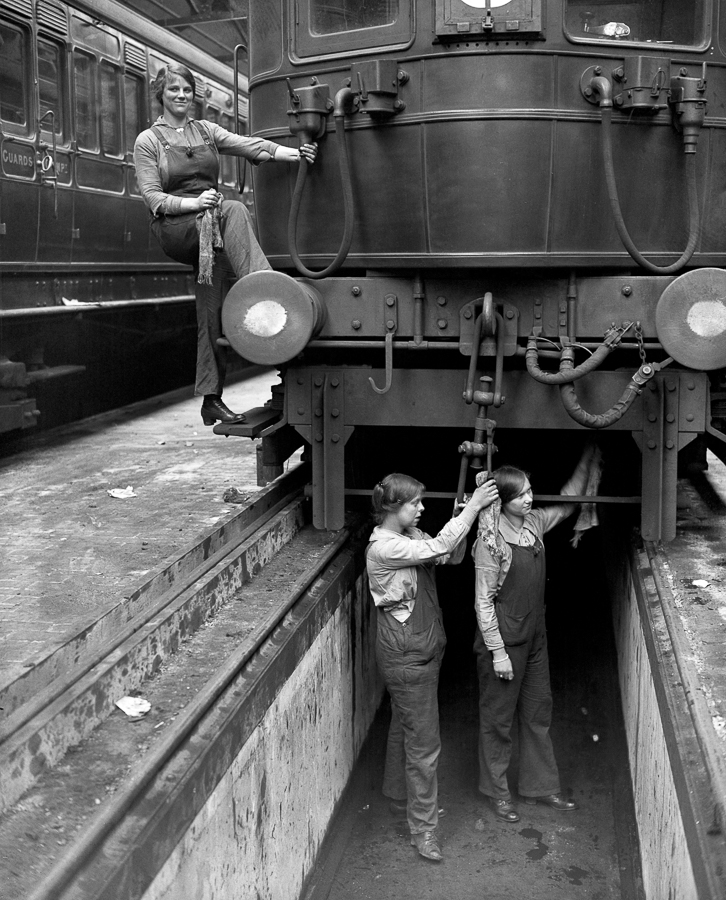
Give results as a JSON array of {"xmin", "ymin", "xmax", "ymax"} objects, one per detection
[
  {"xmin": 473, "ymin": 454, "xmax": 592, "ymax": 652},
  {"xmin": 367, "ymin": 505, "xmax": 478, "ymax": 623},
  {"xmin": 133, "ymin": 117, "xmax": 280, "ymax": 217}
]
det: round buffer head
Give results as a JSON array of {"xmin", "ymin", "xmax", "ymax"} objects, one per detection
[
  {"xmin": 221, "ymin": 271, "xmax": 323, "ymax": 365},
  {"xmin": 655, "ymin": 268, "xmax": 726, "ymax": 371}
]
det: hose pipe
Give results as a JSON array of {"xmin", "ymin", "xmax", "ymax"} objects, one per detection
[
  {"xmin": 559, "ymin": 362, "xmax": 656, "ymax": 429},
  {"xmin": 599, "ymin": 104, "xmax": 701, "ymax": 274},
  {"xmin": 288, "ymin": 89, "xmax": 355, "ymax": 279},
  {"xmin": 525, "ymin": 322, "xmax": 630, "ymax": 384}
]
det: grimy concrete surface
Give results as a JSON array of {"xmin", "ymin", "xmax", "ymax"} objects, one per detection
[{"xmin": 0, "ymin": 369, "xmax": 281, "ymax": 685}]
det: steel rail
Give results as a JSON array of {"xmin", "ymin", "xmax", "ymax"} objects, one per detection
[
  {"xmin": 25, "ymin": 521, "xmax": 354, "ymax": 900},
  {"xmin": 0, "ymin": 295, "xmax": 194, "ymax": 318},
  {"xmin": 0, "ymin": 471, "xmax": 306, "ymax": 746}
]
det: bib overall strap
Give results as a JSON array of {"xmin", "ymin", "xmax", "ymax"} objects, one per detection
[{"xmin": 151, "ymin": 125, "xmax": 172, "ymax": 151}]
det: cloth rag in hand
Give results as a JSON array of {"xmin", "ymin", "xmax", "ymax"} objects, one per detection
[
  {"xmin": 571, "ymin": 446, "xmax": 603, "ymax": 547},
  {"xmin": 474, "ymin": 469, "xmax": 507, "ymax": 565},
  {"xmin": 197, "ymin": 205, "xmax": 223, "ymax": 285}
]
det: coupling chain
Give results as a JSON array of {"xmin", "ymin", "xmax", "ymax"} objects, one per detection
[{"xmin": 634, "ymin": 322, "xmax": 647, "ymax": 364}]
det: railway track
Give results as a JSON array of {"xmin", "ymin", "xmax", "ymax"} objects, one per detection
[{"xmin": 0, "ymin": 464, "xmax": 370, "ymax": 900}]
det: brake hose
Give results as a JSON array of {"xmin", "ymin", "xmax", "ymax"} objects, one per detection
[
  {"xmin": 599, "ymin": 102, "xmax": 701, "ymax": 275},
  {"xmin": 559, "ymin": 362, "xmax": 657, "ymax": 429},
  {"xmin": 288, "ymin": 101, "xmax": 354, "ymax": 279}
]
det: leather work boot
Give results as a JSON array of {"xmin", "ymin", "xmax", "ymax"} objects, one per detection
[
  {"xmin": 524, "ymin": 793, "xmax": 578, "ymax": 811},
  {"xmin": 410, "ymin": 830, "xmax": 443, "ymax": 862},
  {"xmin": 200, "ymin": 395, "xmax": 246, "ymax": 426},
  {"xmin": 489, "ymin": 797, "xmax": 520, "ymax": 822}
]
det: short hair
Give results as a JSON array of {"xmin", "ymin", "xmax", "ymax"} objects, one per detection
[
  {"xmin": 493, "ymin": 465, "xmax": 530, "ymax": 506},
  {"xmin": 371, "ymin": 473, "xmax": 425, "ymax": 525},
  {"xmin": 151, "ymin": 64, "xmax": 196, "ymax": 105}
]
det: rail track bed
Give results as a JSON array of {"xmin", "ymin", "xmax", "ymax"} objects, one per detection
[{"xmin": 1, "ymin": 512, "xmax": 363, "ymax": 900}]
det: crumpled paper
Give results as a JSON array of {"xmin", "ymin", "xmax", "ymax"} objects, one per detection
[
  {"xmin": 115, "ymin": 696, "xmax": 151, "ymax": 718},
  {"xmin": 107, "ymin": 486, "xmax": 137, "ymax": 499}
]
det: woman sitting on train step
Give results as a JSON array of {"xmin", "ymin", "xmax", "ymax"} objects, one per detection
[
  {"xmin": 133, "ymin": 63, "xmax": 317, "ymax": 426},
  {"xmin": 367, "ymin": 474, "xmax": 499, "ymax": 862},
  {"xmin": 472, "ymin": 443, "xmax": 600, "ymax": 824}
]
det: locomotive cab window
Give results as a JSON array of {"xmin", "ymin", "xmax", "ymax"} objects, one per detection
[
  {"xmin": 0, "ymin": 21, "xmax": 30, "ymax": 134},
  {"xmin": 435, "ymin": 0, "xmax": 543, "ymax": 39},
  {"xmin": 564, "ymin": 0, "xmax": 708, "ymax": 47},
  {"xmin": 294, "ymin": 0, "xmax": 413, "ymax": 57}
]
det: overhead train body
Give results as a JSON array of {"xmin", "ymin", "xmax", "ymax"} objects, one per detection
[{"xmin": 223, "ymin": 0, "xmax": 726, "ymax": 541}]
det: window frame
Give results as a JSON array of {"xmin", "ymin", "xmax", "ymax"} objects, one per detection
[
  {"xmin": 72, "ymin": 48, "xmax": 99, "ymax": 152},
  {"xmin": 37, "ymin": 36, "xmax": 69, "ymax": 146},
  {"xmin": 0, "ymin": 18, "xmax": 32, "ymax": 137},
  {"xmin": 562, "ymin": 0, "xmax": 712, "ymax": 53},
  {"xmin": 292, "ymin": 0, "xmax": 414, "ymax": 61},
  {"xmin": 99, "ymin": 59, "xmax": 123, "ymax": 158}
]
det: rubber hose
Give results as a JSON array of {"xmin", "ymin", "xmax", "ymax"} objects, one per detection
[
  {"xmin": 526, "ymin": 339, "xmax": 613, "ymax": 384},
  {"xmin": 288, "ymin": 115, "xmax": 354, "ymax": 279},
  {"xmin": 559, "ymin": 377, "xmax": 641, "ymax": 428},
  {"xmin": 601, "ymin": 106, "xmax": 700, "ymax": 274}
]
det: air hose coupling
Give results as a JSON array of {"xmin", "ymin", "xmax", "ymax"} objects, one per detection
[
  {"xmin": 631, "ymin": 362, "xmax": 656, "ymax": 388},
  {"xmin": 589, "ymin": 74, "xmax": 613, "ymax": 109},
  {"xmin": 669, "ymin": 70, "xmax": 707, "ymax": 154}
]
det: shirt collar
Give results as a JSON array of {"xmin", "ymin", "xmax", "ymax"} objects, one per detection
[{"xmin": 499, "ymin": 512, "xmax": 536, "ymax": 543}]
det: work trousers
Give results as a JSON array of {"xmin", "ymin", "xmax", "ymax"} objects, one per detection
[
  {"xmin": 376, "ymin": 615, "xmax": 446, "ymax": 834},
  {"xmin": 194, "ymin": 200, "xmax": 271, "ymax": 396},
  {"xmin": 474, "ymin": 623, "xmax": 560, "ymax": 800}
]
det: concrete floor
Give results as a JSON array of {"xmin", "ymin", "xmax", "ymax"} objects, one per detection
[{"xmin": 0, "ymin": 369, "xmax": 281, "ymax": 685}]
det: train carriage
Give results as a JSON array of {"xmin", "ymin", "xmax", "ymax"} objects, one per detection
[
  {"xmin": 217, "ymin": 0, "xmax": 726, "ymax": 542},
  {"xmin": 0, "ymin": 0, "xmax": 248, "ymax": 433}
]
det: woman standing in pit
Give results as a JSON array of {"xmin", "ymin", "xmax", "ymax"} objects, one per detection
[
  {"xmin": 367, "ymin": 474, "xmax": 498, "ymax": 862},
  {"xmin": 134, "ymin": 63, "xmax": 317, "ymax": 426},
  {"xmin": 473, "ymin": 445, "xmax": 598, "ymax": 823}
]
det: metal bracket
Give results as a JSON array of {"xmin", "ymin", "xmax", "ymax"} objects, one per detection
[
  {"xmin": 369, "ymin": 294, "xmax": 397, "ymax": 394},
  {"xmin": 460, "ymin": 298, "xmax": 518, "ymax": 357}
]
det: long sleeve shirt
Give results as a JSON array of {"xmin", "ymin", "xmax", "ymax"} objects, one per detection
[
  {"xmin": 367, "ymin": 504, "xmax": 479, "ymax": 623},
  {"xmin": 133, "ymin": 117, "xmax": 281, "ymax": 216},
  {"xmin": 473, "ymin": 452, "xmax": 593, "ymax": 652}
]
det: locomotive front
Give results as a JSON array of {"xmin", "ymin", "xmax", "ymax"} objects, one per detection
[{"xmin": 225, "ymin": 0, "xmax": 726, "ymax": 539}]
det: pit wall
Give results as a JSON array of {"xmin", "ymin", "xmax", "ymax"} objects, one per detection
[
  {"xmin": 142, "ymin": 558, "xmax": 383, "ymax": 900},
  {"xmin": 610, "ymin": 541, "xmax": 699, "ymax": 899}
]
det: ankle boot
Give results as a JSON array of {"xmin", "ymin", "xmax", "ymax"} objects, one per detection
[{"xmin": 200, "ymin": 395, "xmax": 246, "ymax": 426}]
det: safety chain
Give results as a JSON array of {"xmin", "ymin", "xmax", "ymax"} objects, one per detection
[{"xmin": 634, "ymin": 321, "xmax": 647, "ymax": 364}]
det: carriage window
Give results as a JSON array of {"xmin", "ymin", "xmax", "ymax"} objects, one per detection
[
  {"xmin": 0, "ymin": 22, "xmax": 29, "ymax": 130},
  {"xmin": 70, "ymin": 16, "xmax": 120, "ymax": 58},
  {"xmin": 295, "ymin": 0, "xmax": 412, "ymax": 57},
  {"xmin": 38, "ymin": 40, "xmax": 66, "ymax": 142},
  {"xmin": 312, "ymin": 0, "xmax": 399, "ymax": 34},
  {"xmin": 206, "ymin": 106, "xmax": 219, "ymax": 124},
  {"xmin": 74, "ymin": 51, "xmax": 97, "ymax": 150},
  {"xmin": 124, "ymin": 74, "xmax": 145, "ymax": 153},
  {"xmin": 219, "ymin": 112, "xmax": 236, "ymax": 186},
  {"xmin": 100, "ymin": 62, "xmax": 121, "ymax": 155},
  {"xmin": 565, "ymin": 0, "xmax": 707, "ymax": 47}
]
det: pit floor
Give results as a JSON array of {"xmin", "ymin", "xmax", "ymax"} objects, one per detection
[{"xmin": 305, "ymin": 520, "xmax": 644, "ymax": 900}]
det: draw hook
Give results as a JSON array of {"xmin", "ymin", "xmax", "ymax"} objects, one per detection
[{"xmin": 369, "ymin": 331, "xmax": 394, "ymax": 394}]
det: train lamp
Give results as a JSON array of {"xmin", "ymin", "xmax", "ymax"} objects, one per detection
[{"xmin": 580, "ymin": 59, "xmax": 707, "ymax": 275}]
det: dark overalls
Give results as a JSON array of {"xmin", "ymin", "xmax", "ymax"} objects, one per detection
[
  {"xmin": 149, "ymin": 122, "xmax": 270, "ymax": 395},
  {"xmin": 373, "ymin": 561, "xmax": 447, "ymax": 834},
  {"xmin": 474, "ymin": 537, "xmax": 561, "ymax": 800}
]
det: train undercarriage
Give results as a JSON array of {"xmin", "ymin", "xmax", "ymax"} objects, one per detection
[{"xmin": 215, "ymin": 268, "xmax": 726, "ymax": 542}]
